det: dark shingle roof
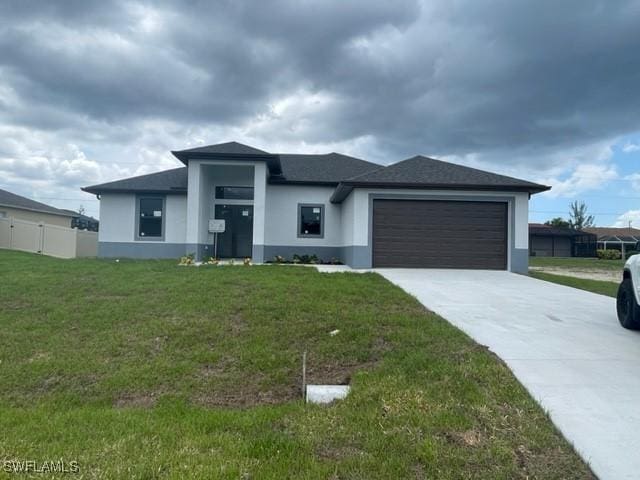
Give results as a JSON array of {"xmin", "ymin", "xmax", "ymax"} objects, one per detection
[
  {"xmin": 346, "ymin": 156, "xmax": 548, "ymax": 190},
  {"xmin": 330, "ymin": 155, "xmax": 549, "ymax": 202},
  {"xmin": 275, "ymin": 153, "xmax": 380, "ymax": 184},
  {"xmin": 0, "ymin": 188, "xmax": 74, "ymax": 217},
  {"xmin": 173, "ymin": 141, "xmax": 269, "ymax": 156},
  {"xmin": 82, "ymin": 142, "xmax": 549, "ymax": 197},
  {"xmin": 82, "ymin": 167, "xmax": 187, "ymax": 194}
]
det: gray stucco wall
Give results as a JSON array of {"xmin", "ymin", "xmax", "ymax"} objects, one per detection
[{"xmin": 99, "ymin": 241, "xmax": 187, "ymax": 258}]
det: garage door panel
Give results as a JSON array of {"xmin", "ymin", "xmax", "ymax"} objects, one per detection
[{"xmin": 372, "ymin": 200, "xmax": 507, "ymax": 269}]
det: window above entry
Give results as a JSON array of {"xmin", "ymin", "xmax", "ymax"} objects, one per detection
[
  {"xmin": 298, "ymin": 204, "xmax": 324, "ymax": 238},
  {"xmin": 215, "ymin": 186, "xmax": 254, "ymax": 200}
]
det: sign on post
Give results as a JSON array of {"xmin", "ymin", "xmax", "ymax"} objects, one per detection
[
  {"xmin": 208, "ymin": 219, "xmax": 226, "ymax": 259},
  {"xmin": 208, "ymin": 219, "xmax": 225, "ymax": 233}
]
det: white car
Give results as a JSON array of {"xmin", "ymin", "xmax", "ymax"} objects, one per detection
[{"xmin": 617, "ymin": 254, "xmax": 640, "ymax": 329}]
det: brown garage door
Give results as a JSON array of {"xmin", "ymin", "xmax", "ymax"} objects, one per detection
[{"xmin": 372, "ymin": 199, "xmax": 507, "ymax": 269}]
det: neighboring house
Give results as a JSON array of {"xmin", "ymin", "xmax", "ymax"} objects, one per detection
[
  {"xmin": 61, "ymin": 210, "xmax": 100, "ymax": 232},
  {"xmin": 82, "ymin": 141, "xmax": 549, "ymax": 272},
  {"xmin": 583, "ymin": 227, "xmax": 640, "ymax": 255},
  {"xmin": 529, "ymin": 223, "xmax": 597, "ymax": 257},
  {"xmin": 0, "ymin": 188, "xmax": 74, "ymax": 228}
]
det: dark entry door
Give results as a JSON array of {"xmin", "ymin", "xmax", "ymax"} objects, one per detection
[
  {"xmin": 213, "ymin": 204, "xmax": 254, "ymax": 258},
  {"xmin": 372, "ymin": 199, "xmax": 507, "ymax": 269}
]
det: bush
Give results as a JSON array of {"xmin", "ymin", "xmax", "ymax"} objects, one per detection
[
  {"xmin": 269, "ymin": 254, "xmax": 342, "ymax": 265},
  {"xmin": 178, "ymin": 253, "xmax": 196, "ymax": 265},
  {"xmin": 292, "ymin": 254, "xmax": 318, "ymax": 264},
  {"xmin": 597, "ymin": 249, "xmax": 621, "ymax": 260}
]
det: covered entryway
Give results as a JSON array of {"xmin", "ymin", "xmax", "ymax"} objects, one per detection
[{"xmin": 372, "ymin": 199, "xmax": 508, "ymax": 269}]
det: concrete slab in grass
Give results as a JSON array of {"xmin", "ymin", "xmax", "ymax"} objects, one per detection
[{"xmin": 306, "ymin": 385, "xmax": 350, "ymax": 404}]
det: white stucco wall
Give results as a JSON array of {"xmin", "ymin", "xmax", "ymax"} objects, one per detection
[
  {"xmin": 185, "ymin": 160, "xmax": 266, "ymax": 246},
  {"xmin": 165, "ymin": 195, "xmax": 187, "ymax": 243},
  {"xmin": 99, "ymin": 193, "xmax": 135, "ymax": 242},
  {"xmin": 513, "ymin": 192, "xmax": 529, "ymax": 249},
  {"xmin": 264, "ymin": 184, "xmax": 342, "ymax": 247},
  {"xmin": 98, "ymin": 193, "xmax": 186, "ymax": 243},
  {"xmin": 340, "ymin": 192, "xmax": 356, "ymax": 246}
]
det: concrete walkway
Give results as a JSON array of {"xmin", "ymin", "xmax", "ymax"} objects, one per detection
[{"xmin": 376, "ymin": 269, "xmax": 640, "ymax": 480}]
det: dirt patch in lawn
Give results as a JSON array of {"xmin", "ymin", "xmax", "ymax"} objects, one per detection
[
  {"xmin": 530, "ymin": 266, "xmax": 621, "ymax": 282},
  {"xmin": 193, "ymin": 350, "xmax": 387, "ymax": 407},
  {"xmin": 192, "ymin": 384, "xmax": 301, "ymax": 408}
]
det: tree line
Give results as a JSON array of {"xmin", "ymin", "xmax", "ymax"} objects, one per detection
[{"xmin": 545, "ymin": 201, "xmax": 595, "ymax": 230}]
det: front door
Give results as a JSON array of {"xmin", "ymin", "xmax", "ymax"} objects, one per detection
[{"xmin": 213, "ymin": 204, "xmax": 254, "ymax": 258}]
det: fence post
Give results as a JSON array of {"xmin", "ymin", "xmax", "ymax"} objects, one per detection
[{"xmin": 38, "ymin": 223, "xmax": 44, "ymax": 254}]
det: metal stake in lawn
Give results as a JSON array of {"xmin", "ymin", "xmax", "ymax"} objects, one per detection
[{"xmin": 302, "ymin": 350, "xmax": 307, "ymax": 400}]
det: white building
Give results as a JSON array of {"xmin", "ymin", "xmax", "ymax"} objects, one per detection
[{"xmin": 83, "ymin": 141, "xmax": 548, "ymax": 272}]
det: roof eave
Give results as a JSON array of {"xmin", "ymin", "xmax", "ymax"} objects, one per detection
[
  {"xmin": 81, "ymin": 187, "xmax": 187, "ymax": 195},
  {"xmin": 171, "ymin": 150, "xmax": 283, "ymax": 175},
  {"xmin": 330, "ymin": 182, "xmax": 551, "ymax": 203}
]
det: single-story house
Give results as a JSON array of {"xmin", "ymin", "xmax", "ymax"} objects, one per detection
[
  {"xmin": 529, "ymin": 223, "xmax": 597, "ymax": 257},
  {"xmin": 82, "ymin": 141, "xmax": 549, "ymax": 272},
  {"xmin": 0, "ymin": 188, "xmax": 74, "ymax": 228},
  {"xmin": 583, "ymin": 227, "xmax": 640, "ymax": 256}
]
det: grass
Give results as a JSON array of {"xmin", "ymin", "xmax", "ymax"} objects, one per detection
[
  {"xmin": 530, "ymin": 271, "xmax": 618, "ymax": 298},
  {"xmin": 0, "ymin": 250, "xmax": 593, "ymax": 479},
  {"xmin": 529, "ymin": 256, "xmax": 625, "ymax": 270}
]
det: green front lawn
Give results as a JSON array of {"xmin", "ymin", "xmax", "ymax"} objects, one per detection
[
  {"xmin": 0, "ymin": 250, "xmax": 592, "ymax": 479},
  {"xmin": 529, "ymin": 256, "xmax": 625, "ymax": 270},
  {"xmin": 529, "ymin": 271, "xmax": 618, "ymax": 298}
]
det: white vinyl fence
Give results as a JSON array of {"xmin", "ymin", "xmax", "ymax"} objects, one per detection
[{"xmin": 0, "ymin": 217, "xmax": 97, "ymax": 258}]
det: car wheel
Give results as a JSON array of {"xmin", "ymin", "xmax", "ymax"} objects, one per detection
[{"xmin": 616, "ymin": 278, "xmax": 640, "ymax": 330}]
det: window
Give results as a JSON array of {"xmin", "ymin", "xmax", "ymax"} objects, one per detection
[
  {"xmin": 0, "ymin": 211, "xmax": 6, "ymax": 218},
  {"xmin": 138, "ymin": 197, "xmax": 164, "ymax": 239},
  {"xmin": 215, "ymin": 186, "xmax": 254, "ymax": 200},
  {"xmin": 298, "ymin": 204, "xmax": 324, "ymax": 238}
]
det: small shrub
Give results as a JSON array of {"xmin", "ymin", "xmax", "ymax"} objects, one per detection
[
  {"xmin": 292, "ymin": 254, "xmax": 319, "ymax": 264},
  {"xmin": 597, "ymin": 249, "xmax": 621, "ymax": 260},
  {"xmin": 243, "ymin": 258, "xmax": 252, "ymax": 266},
  {"xmin": 274, "ymin": 255, "xmax": 286, "ymax": 263},
  {"xmin": 203, "ymin": 256, "xmax": 219, "ymax": 265},
  {"xmin": 179, "ymin": 253, "xmax": 195, "ymax": 265}
]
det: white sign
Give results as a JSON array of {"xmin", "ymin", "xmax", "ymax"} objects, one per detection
[{"xmin": 208, "ymin": 219, "xmax": 226, "ymax": 233}]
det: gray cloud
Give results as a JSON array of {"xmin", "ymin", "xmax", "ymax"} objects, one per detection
[{"xmin": 1, "ymin": 0, "xmax": 640, "ymax": 215}]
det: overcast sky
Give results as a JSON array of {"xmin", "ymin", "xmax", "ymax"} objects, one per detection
[{"xmin": 1, "ymin": 0, "xmax": 640, "ymax": 225}]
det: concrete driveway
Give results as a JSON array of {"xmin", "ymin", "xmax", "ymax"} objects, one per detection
[{"xmin": 376, "ymin": 269, "xmax": 640, "ymax": 480}]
